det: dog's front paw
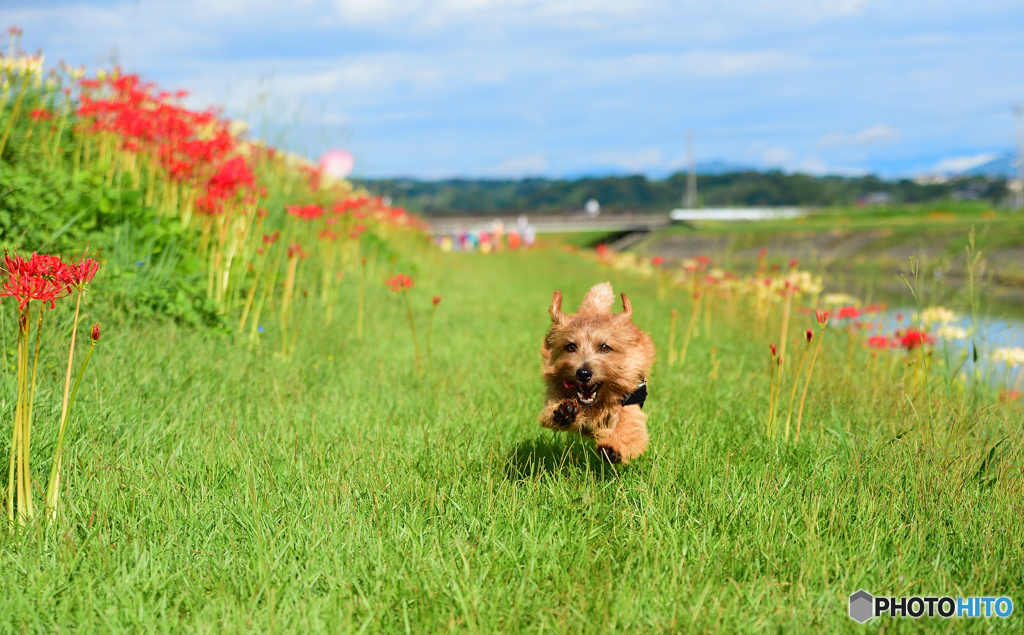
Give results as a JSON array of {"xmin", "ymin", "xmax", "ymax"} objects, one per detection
[
  {"xmin": 597, "ymin": 445, "xmax": 621, "ymax": 464},
  {"xmin": 553, "ymin": 399, "xmax": 579, "ymax": 427}
]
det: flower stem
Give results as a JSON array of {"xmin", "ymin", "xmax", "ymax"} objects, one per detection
[
  {"xmin": 403, "ymin": 294, "xmax": 423, "ymax": 376},
  {"xmin": 357, "ymin": 257, "xmax": 366, "ymax": 340},
  {"xmin": 0, "ymin": 74, "xmax": 28, "ymax": 159},
  {"xmin": 784, "ymin": 342, "xmax": 811, "ymax": 441},
  {"xmin": 796, "ymin": 328, "xmax": 826, "ymax": 441},
  {"xmin": 44, "ymin": 339, "xmax": 97, "ymax": 520},
  {"xmin": 668, "ymin": 309, "xmax": 678, "ymax": 366},
  {"xmin": 678, "ymin": 295, "xmax": 701, "ymax": 367}
]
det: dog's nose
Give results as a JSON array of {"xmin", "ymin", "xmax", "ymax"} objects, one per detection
[{"xmin": 576, "ymin": 367, "xmax": 593, "ymax": 383}]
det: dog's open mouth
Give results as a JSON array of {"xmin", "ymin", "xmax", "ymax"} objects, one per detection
[{"xmin": 563, "ymin": 379, "xmax": 602, "ymax": 405}]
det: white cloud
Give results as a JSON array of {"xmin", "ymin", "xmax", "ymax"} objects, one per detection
[
  {"xmin": 819, "ymin": 124, "xmax": 900, "ymax": 148},
  {"xmin": 596, "ymin": 148, "xmax": 665, "ymax": 172},
  {"xmin": 761, "ymin": 146, "xmax": 795, "ymax": 166},
  {"xmin": 931, "ymin": 152, "xmax": 999, "ymax": 174},
  {"xmin": 481, "ymin": 153, "xmax": 548, "ymax": 177}
]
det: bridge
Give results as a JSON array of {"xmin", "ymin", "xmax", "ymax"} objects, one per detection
[{"xmin": 426, "ymin": 213, "xmax": 672, "ymax": 236}]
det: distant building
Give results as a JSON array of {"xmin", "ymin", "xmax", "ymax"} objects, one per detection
[
  {"xmin": 914, "ymin": 174, "xmax": 949, "ymax": 185},
  {"xmin": 857, "ymin": 192, "xmax": 893, "ymax": 206}
]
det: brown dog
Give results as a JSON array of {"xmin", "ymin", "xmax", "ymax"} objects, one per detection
[{"xmin": 538, "ymin": 282, "xmax": 655, "ymax": 464}]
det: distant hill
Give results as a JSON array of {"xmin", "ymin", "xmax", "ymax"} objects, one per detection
[
  {"xmin": 357, "ymin": 171, "xmax": 1010, "ymax": 215},
  {"xmin": 965, "ymin": 155, "xmax": 1016, "ymax": 178}
]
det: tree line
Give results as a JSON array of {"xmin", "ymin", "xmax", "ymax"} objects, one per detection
[{"xmin": 357, "ymin": 171, "xmax": 1008, "ymax": 215}]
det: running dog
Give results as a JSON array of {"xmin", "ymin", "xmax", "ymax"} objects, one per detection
[{"xmin": 538, "ymin": 282, "xmax": 655, "ymax": 464}]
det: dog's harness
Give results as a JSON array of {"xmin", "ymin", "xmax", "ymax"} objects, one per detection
[{"xmin": 621, "ymin": 380, "xmax": 648, "ymax": 409}]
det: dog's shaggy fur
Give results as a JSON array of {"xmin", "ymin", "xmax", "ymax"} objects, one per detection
[{"xmin": 538, "ymin": 282, "xmax": 656, "ymax": 464}]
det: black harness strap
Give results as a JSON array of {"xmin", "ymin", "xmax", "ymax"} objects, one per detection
[{"xmin": 621, "ymin": 380, "xmax": 648, "ymax": 409}]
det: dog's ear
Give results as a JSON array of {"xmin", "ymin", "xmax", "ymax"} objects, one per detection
[
  {"xmin": 549, "ymin": 290, "xmax": 568, "ymax": 325},
  {"xmin": 618, "ymin": 292, "xmax": 633, "ymax": 321}
]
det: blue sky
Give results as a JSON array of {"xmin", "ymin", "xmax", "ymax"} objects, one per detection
[{"xmin": 8, "ymin": 1, "xmax": 1024, "ymax": 179}]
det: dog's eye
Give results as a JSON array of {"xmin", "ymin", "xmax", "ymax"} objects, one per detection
[
  {"xmin": 565, "ymin": 343, "xmax": 578, "ymax": 353},
  {"xmin": 599, "ymin": 343, "xmax": 612, "ymax": 353}
]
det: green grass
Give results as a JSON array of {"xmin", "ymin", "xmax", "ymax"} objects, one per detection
[{"xmin": 1, "ymin": 248, "xmax": 1022, "ymax": 633}]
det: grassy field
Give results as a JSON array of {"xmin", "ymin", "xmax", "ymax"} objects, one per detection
[{"xmin": 1, "ymin": 247, "xmax": 1022, "ymax": 633}]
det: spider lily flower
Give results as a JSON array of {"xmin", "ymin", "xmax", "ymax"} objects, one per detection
[
  {"xmin": 899, "ymin": 329, "xmax": 935, "ymax": 350},
  {"xmin": 386, "ymin": 274, "xmax": 414, "ymax": 293}
]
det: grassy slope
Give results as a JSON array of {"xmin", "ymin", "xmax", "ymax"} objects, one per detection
[{"xmin": 1, "ymin": 248, "xmax": 1022, "ymax": 633}]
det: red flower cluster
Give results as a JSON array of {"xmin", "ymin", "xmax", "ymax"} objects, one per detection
[
  {"xmin": 386, "ymin": 274, "xmax": 414, "ymax": 293},
  {"xmin": 333, "ymin": 196, "xmax": 370, "ymax": 215},
  {"xmin": 867, "ymin": 335, "xmax": 891, "ymax": 349},
  {"xmin": 1, "ymin": 253, "xmax": 100, "ymax": 310},
  {"xmin": 286, "ymin": 204, "xmax": 324, "ymax": 221},
  {"xmin": 899, "ymin": 329, "xmax": 935, "ymax": 350},
  {"xmin": 837, "ymin": 306, "xmax": 860, "ymax": 320},
  {"xmin": 77, "ymin": 73, "xmax": 256, "ymax": 213},
  {"xmin": 30, "ymin": 108, "xmax": 53, "ymax": 122},
  {"xmin": 195, "ymin": 156, "xmax": 256, "ymax": 215},
  {"xmin": 652, "ymin": 256, "xmax": 665, "ymax": 266}
]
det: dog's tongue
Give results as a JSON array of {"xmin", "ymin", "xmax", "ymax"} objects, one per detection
[{"xmin": 563, "ymin": 380, "xmax": 575, "ymax": 389}]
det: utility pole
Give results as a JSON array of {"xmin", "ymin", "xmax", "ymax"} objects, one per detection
[
  {"xmin": 1016, "ymin": 104, "xmax": 1024, "ymax": 210},
  {"xmin": 685, "ymin": 131, "xmax": 696, "ymax": 208}
]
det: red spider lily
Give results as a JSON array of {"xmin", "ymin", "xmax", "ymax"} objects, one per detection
[
  {"xmin": 862, "ymin": 303, "xmax": 885, "ymax": 313},
  {"xmin": 900, "ymin": 329, "xmax": 935, "ymax": 350},
  {"xmin": 386, "ymin": 274, "xmax": 414, "ymax": 293},
  {"xmin": 770, "ymin": 344, "xmax": 778, "ymax": 358},
  {"xmin": 286, "ymin": 204, "xmax": 324, "ymax": 221},
  {"xmin": 433, "ymin": 295, "xmax": 442, "ymax": 306},
  {"xmin": 696, "ymin": 255, "xmax": 710, "ymax": 266},
  {"xmin": 1000, "ymin": 389, "xmax": 1021, "ymax": 404},
  {"xmin": 896, "ymin": 313, "xmax": 904, "ymax": 322},
  {"xmin": 91, "ymin": 323, "xmax": 100, "ymax": 342},
  {"xmin": 256, "ymin": 208, "xmax": 268, "ymax": 218},
  {"xmin": 806, "ymin": 328, "xmax": 813, "ymax": 342},
  {"xmin": 815, "ymin": 310, "xmax": 829, "ymax": 327},
  {"xmin": 1, "ymin": 253, "xmax": 75, "ymax": 310},
  {"xmin": 652, "ymin": 256, "xmax": 665, "ymax": 265},
  {"xmin": 350, "ymin": 224, "xmax": 368, "ymax": 240},
  {"xmin": 30, "ymin": 108, "xmax": 53, "ymax": 122},
  {"xmin": 318, "ymin": 228, "xmax": 339, "ymax": 242},
  {"xmin": 195, "ymin": 156, "xmax": 256, "ymax": 215},
  {"xmin": 263, "ymin": 231, "xmax": 280, "ymax": 245},
  {"xmin": 287, "ymin": 243, "xmax": 307, "ymax": 259},
  {"xmin": 867, "ymin": 335, "xmax": 890, "ymax": 349},
  {"xmin": 332, "ymin": 196, "xmax": 370, "ymax": 215},
  {"xmin": 66, "ymin": 257, "xmax": 100, "ymax": 289},
  {"xmin": 324, "ymin": 216, "xmax": 339, "ymax": 226},
  {"xmin": 596, "ymin": 244, "xmax": 610, "ymax": 258},
  {"xmin": 789, "ymin": 258, "xmax": 798, "ymax": 269},
  {"xmin": 837, "ymin": 306, "xmax": 860, "ymax": 320}
]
